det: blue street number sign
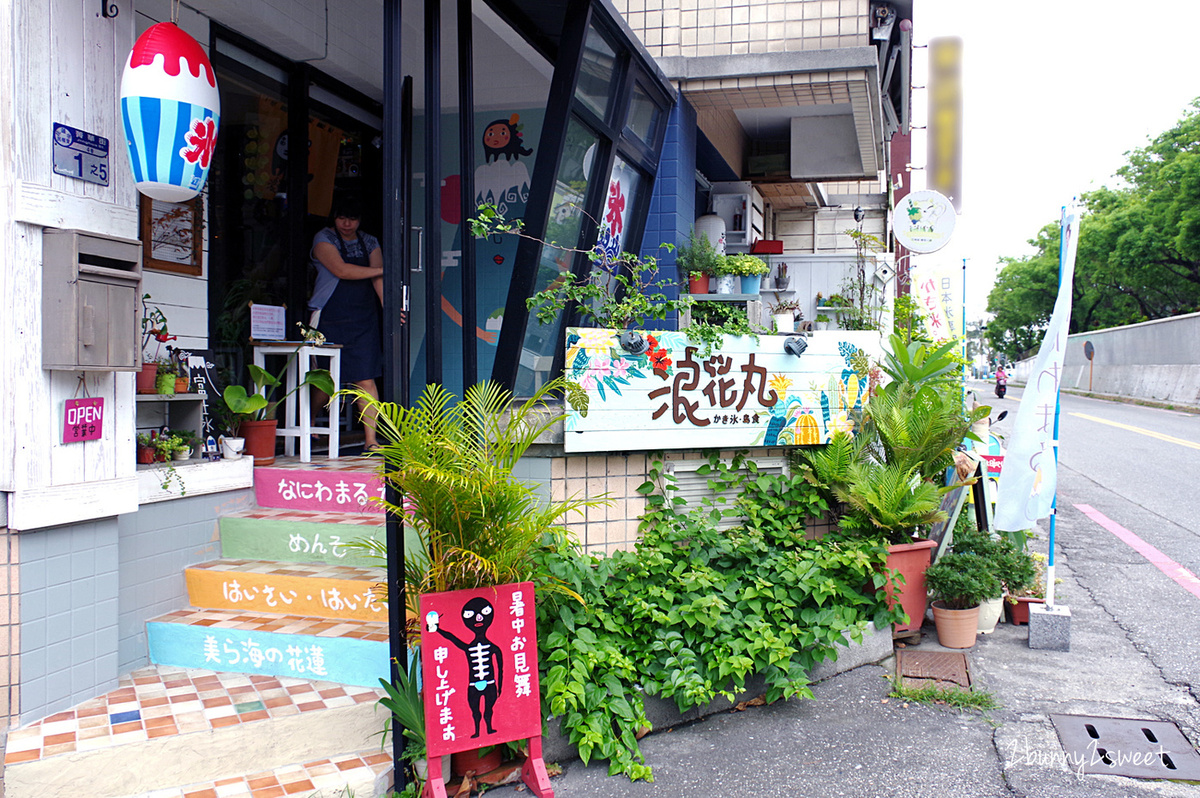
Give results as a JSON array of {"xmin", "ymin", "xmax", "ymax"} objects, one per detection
[{"xmin": 52, "ymin": 123, "xmax": 110, "ymax": 186}]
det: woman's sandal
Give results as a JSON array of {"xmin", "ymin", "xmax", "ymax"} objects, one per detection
[{"xmin": 363, "ymin": 443, "xmax": 384, "ymax": 456}]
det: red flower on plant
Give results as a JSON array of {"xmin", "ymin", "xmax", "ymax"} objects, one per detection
[{"xmin": 180, "ymin": 117, "xmax": 217, "ymax": 168}]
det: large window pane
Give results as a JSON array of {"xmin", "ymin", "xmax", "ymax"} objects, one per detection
[
  {"xmin": 625, "ymin": 82, "xmax": 662, "ymax": 148},
  {"xmin": 574, "ymin": 25, "xmax": 618, "ymax": 122},
  {"xmin": 515, "ymin": 117, "xmax": 599, "ymax": 394}
]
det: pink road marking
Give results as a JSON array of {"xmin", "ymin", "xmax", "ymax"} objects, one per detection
[{"xmin": 1075, "ymin": 504, "xmax": 1200, "ymax": 601}]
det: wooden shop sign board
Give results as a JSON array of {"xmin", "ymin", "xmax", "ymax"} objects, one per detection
[
  {"xmin": 562, "ymin": 327, "xmax": 884, "ymax": 453},
  {"xmin": 419, "ymin": 582, "xmax": 553, "ymax": 797}
]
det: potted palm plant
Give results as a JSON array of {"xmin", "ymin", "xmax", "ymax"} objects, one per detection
[
  {"xmin": 344, "ymin": 377, "xmax": 602, "ymax": 786},
  {"xmin": 924, "ymin": 551, "xmax": 1002, "ymax": 648},
  {"xmin": 222, "ymin": 356, "xmax": 335, "ymax": 466}
]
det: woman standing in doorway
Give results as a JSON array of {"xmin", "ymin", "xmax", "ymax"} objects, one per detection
[{"xmin": 309, "ymin": 196, "xmax": 385, "ymax": 453}]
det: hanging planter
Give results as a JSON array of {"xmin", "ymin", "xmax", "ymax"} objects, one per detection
[{"xmin": 120, "ymin": 22, "xmax": 221, "ymax": 201}]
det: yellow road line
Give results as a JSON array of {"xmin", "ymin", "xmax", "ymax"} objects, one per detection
[{"xmin": 1069, "ymin": 412, "xmax": 1200, "ymax": 450}]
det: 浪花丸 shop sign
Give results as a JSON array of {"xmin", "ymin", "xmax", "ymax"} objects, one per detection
[{"xmin": 561, "ymin": 328, "xmax": 881, "ymax": 453}]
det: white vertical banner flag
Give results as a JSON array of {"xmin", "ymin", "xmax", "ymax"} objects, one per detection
[{"xmin": 994, "ymin": 206, "xmax": 1079, "ymax": 531}]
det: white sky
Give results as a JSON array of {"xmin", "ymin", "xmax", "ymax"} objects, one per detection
[{"xmin": 908, "ymin": 0, "xmax": 1200, "ymax": 319}]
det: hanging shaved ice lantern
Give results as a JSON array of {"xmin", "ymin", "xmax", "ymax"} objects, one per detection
[{"xmin": 120, "ymin": 22, "xmax": 220, "ymax": 202}]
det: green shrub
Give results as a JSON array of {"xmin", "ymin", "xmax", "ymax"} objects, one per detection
[
  {"xmin": 924, "ymin": 551, "xmax": 1001, "ymax": 610},
  {"xmin": 535, "ymin": 453, "xmax": 903, "ymax": 780}
]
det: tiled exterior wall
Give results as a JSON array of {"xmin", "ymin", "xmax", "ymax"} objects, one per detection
[
  {"xmin": 0, "ymin": 529, "xmax": 19, "ymax": 729},
  {"xmin": 18, "ymin": 519, "xmax": 121, "ymax": 726},
  {"xmin": 542, "ymin": 449, "xmax": 833, "ymax": 555},
  {"xmin": 550, "ymin": 455, "xmax": 651, "ymax": 555},
  {"xmin": 640, "ymin": 99, "xmax": 699, "ymax": 325},
  {"xmin": 117, "ymin": 490, "xmax": 255, "ymax": 676},
  {"xmin": 615, "ymin": 0, "xmax": 870, "ymax": 59}
]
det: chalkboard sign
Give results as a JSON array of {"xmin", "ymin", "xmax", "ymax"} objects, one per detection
[
  {"xmin": 176, "ymin": 349, "xmax": 227, "ymax": 456},
  {"xmin": 928, "ymin": 483, "xmax": 969, "ymax": 562}
]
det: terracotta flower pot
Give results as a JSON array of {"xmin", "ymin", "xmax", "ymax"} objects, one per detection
[
  {"xmin": 931, "ymin": 601, "xmax": 981, "ymax": 649},
  {"xmin": 175, "ymin": 375, "xmax": 189, "ymax": 393},
  {"xmin": 451, "ymin": 746, "xmax": 503, "ymax": 777},
  {"xmin": 1006, "ymin": 596, "xmax": 1044, "ymax": 625},
  {"xmin": 136, "ymin": 363, "xmax": 159, "ymax": 394},
  {"xmin": 884, "ymin": 539, "xmax": 938, "ymax": 632},
  {"xmin": 137, "ymin": 446, "xmax": 155, "ymax": 464},
  {"xmin": 687, "ymin": 274, "xmax": 710, "ymax": 294},
  {"xmin": 238, "ymin": 419, "xmax": 278, "ymax": 466}
]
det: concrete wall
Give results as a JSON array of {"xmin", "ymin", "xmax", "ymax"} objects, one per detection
[{"xmin": 1013, "ymin": 312, "xmax": 1200, "ymax": 407}]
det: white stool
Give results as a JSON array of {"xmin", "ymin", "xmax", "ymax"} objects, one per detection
[{"xmin": 252, "ymin": 342, "xmax": 342, "ymax": 462}]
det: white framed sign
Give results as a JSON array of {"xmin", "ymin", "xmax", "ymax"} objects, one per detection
[
  {"xmin": 562, "ymin": 328, "xmax": 884, "ymax": 453},
  {"xmin": 894, "ymin": 190, "xmax": 956, "ymax": 254}
]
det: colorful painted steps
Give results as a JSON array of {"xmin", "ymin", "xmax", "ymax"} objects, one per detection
[
  {"xmin": 254, "ymin": 460, "xmax": 386, "ymax": 514},
  {"xmin": 147, "ymin": 608, "xmax": 391, "ymax": 688},
  {"xmin": 1, "ymin": 664, "xmax": 390, "ymax": 798},
  {"xmin": 184, "ymin": 559, "xmax": 386, "ymax": 621},
  {"xmin": 218, "ymin": 506, "xmax": 421, "ymax": 567}
]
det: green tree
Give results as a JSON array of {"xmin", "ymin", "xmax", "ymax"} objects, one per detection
[{"xmin": 988, "ymin": 98, "xmax": 1200, "ymax": 356}]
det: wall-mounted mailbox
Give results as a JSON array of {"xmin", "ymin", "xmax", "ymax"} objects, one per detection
[{"xmin": 42, "ymin": 229, "xmax": 143, "ymax": 371}]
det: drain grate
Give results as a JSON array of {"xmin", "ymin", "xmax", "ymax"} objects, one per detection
[
  {"xmin": 1051, "ymin": 714, "xmax": 1200, "ymax": 779},
  {"xmin": 896, "ymin": 650, "xmax": 971, "ymax": 690}
]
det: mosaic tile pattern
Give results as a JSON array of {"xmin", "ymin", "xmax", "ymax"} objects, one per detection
[
  {"xmin": 265, "ymin": 455, "xmax": 382, "ymax": 474},
  {"xmin": 189, "ymin": 560, "xmax": 383, "ymax": 581},
  {"xmin": 145, "ymin": 750, "xmax": 392, "ymax": 798},
  {"xmin": 152, "ymin": 608, "xmax": 389, "ymax": 642},
  {"xmin": 223, "ymin": 506, "xmax": 384, "ymax": 527},
  {"xmin": 3, "ymin": 664, "xmax": 384, "ymax": 766}
]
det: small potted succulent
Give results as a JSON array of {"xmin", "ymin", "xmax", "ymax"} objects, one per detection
[
  {"xmin": 814, "ymin": 314, "xmax": 831, "ymax": 331},
  {"xmin": 772, "ymin": 262, "xmax": 789, "ymax": 290},
  {"xmin": 768, "ymin": 299, "xmax": 802, "ymax": 333},
  {"xmin": 136, "ymin": 433, "xmax": 156, "ymax": 464}
]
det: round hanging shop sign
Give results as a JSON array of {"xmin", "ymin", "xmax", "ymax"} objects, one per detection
[
  {"xmin": 120, "ymin": 22, "xmax": 220, "ymax": 202},
  {"xmin": 894, "ymin": 189, "xmax": 956, "ymax": 254}
]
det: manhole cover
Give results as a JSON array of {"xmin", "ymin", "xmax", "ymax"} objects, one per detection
[
  {"xmin": 897, "ymin": 650, "xmax": 971, "ymax": 689},
  {"xmin": 1051, "ymin": 714, "xmax": 1200, "ymax": 779}
]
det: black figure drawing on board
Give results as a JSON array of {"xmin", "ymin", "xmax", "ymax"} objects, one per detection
[{"xmin": 427, "ymin": 597, "xmax": 504, "ymax": 738}]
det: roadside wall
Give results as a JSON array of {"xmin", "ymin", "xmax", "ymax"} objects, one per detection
[{"xmin": 1012, "ymin": 312, "xmax": 1200, "ymax": 407}]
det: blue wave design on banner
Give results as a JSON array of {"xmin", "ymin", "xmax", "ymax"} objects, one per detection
[{"xmin": 121, "ymin": 96, "xmax": 218, "ymax": 191}]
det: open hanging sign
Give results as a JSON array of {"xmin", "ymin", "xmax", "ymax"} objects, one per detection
[
  {"xmin": 63, "ymin": 398, "xmax": 104, "ymax": 443},
  {"xmin": 419, "ymin": 582, "xmax": 554, "ymax": 797}
]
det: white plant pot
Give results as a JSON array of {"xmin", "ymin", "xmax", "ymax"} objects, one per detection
[
  {"xmin": 715, "ymin": 274, "xmax": 737, "ymax": 294},
  {"xmin": 815, "ymin": 321, "xmax": 829, "ymax": 331},
  {"xmin": 172, "ymin": 448, "xmax": 191, "ymax": 461},
  {"xmin": 772, "ymin": 314, "xmax": 795, "ymax": 333},
  {"xmin": 219, "ymin": 436, "xmax": 245, "ymax": 460},
  {"xmin": 977, "ymin": 596, "xmax": 1005, "ymax": 634}
]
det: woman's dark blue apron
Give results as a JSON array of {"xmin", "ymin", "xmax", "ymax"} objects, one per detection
[{"xmin": 316, "ymin": 232, "xmax": 382, "ymax": 383}]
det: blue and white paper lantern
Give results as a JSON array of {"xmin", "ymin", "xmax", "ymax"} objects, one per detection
[{"xmin": 120, "ymin": 22, "xmax": 220, "ymax": 202}]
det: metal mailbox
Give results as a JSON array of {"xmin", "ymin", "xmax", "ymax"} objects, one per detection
[{"xmin": 42, "ymin": 229, "xmax": 143, "ymax": 371}]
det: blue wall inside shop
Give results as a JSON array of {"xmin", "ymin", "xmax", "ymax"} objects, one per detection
[{"xmin": 640, "ymin": 99, "xmax": 697, "ymax": 327}]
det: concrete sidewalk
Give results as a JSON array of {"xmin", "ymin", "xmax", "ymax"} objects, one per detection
[{"xmin": 484, "ymin": 546, "xmax": 1200, "ymax": 797}]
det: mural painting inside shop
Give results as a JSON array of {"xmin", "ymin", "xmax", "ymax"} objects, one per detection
[
  {"xmin": 563, "ymin": 329, "xmax": 880, "ymax": 452},
  {"xmin": 409, "ymin": 109, "xmax": 544, "ymax": 391}
]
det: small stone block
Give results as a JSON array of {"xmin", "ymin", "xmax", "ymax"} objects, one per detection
[{"xmin": 1028, "ymin": 603, "xmax": 1071, "ymax": 651}]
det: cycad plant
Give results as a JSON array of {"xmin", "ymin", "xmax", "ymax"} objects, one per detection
[{"xmin": 343, "ymin": 378, "xmax": 600, "ymax": 638}]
